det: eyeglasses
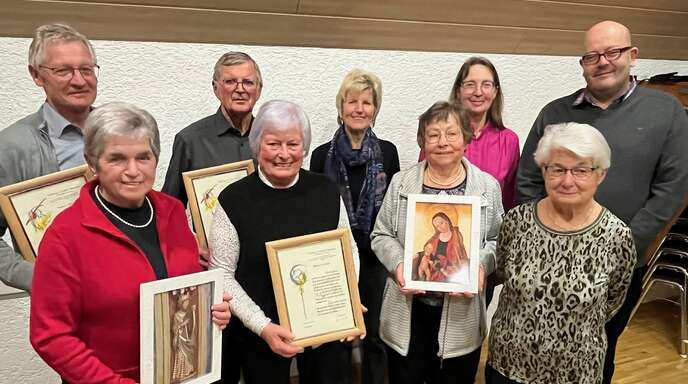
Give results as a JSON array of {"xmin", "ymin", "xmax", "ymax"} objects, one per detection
[
  {"xmin": 220, "ymin": 78, "xmax": 258, "ymax": 91},
  {"xmin": 39, "ymin": 65, "xmax": 99, "ymax": 80},
  {"xmin": 460, "ymin": 80, "xmax": 496, "ymax": 93},
  {"xmin": 425, "ymin": 129, "xmax": 462, "ymax": 144},
  {"xmin": 544, "ymin": 165, "xmax": 598, "ymax": 179},
  {"xmin": 580, "ymin": 46, "xmax": 632, "ymax": 65}
]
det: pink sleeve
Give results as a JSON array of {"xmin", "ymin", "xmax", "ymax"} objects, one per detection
[
  {"xmin": 30, "ymin": 229, "xmax": 136, "ymax": 384},
  {"xmin": 501, "ymin": 132, "xmax": 520, "ymax": 211}
]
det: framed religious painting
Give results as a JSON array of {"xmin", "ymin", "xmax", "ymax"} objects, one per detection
[
  {"xmin": 140, "ymin": 269, "xmax": 223, "ymax": 384},
  {"xmin": 402, "ymin": 194, "xmax": 481, "ymax": 293},
  {"xmin": 0, "ymin": 165, "xmax": 90, "ymax": 262},
  {"xmin": 265, "ymin": 228, "xmax": 366, "ymax": 348},
  {"xmin": 182, "ymin": 160, "xmax": 255, "ymax": 249}
]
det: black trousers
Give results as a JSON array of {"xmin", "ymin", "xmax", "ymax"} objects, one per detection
[
  {"xmin": 387, "ymin": 299, "xmax": 482, "ymax": 384},
  {"xmin": 217, "ymin": 325, "xmax": 241, "ymax": 383},
  {"xmin": 484, "ymin": 364, "xmax": 522, "ymax": 384},
  {"xmin": 602, "ymin": 265, "xmax": 647, "ymax": 384},
  {"xmin": 237, "ymin": 324, "xmax": 352, "ymax": 384},
  {"xmin": 358, "ymin": 256, "xmax": 389, "ymax": 384}
]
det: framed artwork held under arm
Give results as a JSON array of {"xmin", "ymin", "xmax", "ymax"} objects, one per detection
[
  {"xmin": 0, "ymin": 165, "xmax": 90, "ymax": 262},
  {"xmin": 182, "ymin": 160, "xmax": 254, "ymax": 249}
]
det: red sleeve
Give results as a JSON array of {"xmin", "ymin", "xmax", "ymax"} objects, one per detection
[{"xmin": 30, "ymin": 228, "xmax": 136, "ymax": 384}]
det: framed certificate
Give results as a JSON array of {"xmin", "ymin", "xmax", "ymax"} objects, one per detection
[
  {"xmin": 140, "ymin": 269, "xmax": 223, "ymax": 384},
  {"xmin": 0, "ymin": 165, "xmax": 89, "ymax": 262},
  {"xmin": 402, "ymin": 194, "xmax": 481, "ymax": 293},
  {"xmin": 265, "ymin": 228, "xmax": 366, "ymax": 348},
  {"xmin": 182, "ymin": 160, "xmax": 255, "ymax": 249}
]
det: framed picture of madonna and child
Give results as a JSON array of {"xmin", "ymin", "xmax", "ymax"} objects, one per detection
[{"xmin": 402, "ymin": 194, "xmax": 481, "ymax": 293}]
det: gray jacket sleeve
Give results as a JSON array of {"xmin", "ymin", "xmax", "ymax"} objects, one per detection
[
  {"xmin": 0, "ymin": 162, "xmax": 34, "ymax": 292},
  {"xmin": 478, "ymin": 179, "xmax": 503, "ymax": 276},
  {"xmin": 629, "ymin": 102, "xmax": 688, "ymax": 262}
]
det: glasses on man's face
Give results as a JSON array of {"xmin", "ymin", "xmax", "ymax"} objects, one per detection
[
  {"xmin": 39, "ymin": 65, "xmax": 99, "ymax": 80},
  {"xmin": 580, "ymin": 46, "xmax": 632, "ymax": 66},
  {"xmin": 544, "ymin": 165, "xmax": 598, "ymax": 179},
  {"xmin": 220, "ymin": 78, "xmax": 258, "ymax": 91},
  {"xmin": 425, "ymin": 129, "xmax": 462, "ymax": 144},
  {"xmin": 460, "ymin": 80, "xmax": 496, "ymax": 93}
]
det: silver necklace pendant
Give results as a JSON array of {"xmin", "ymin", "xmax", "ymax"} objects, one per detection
[{"xmin": 95, "ymin": 185, "xmax": 154, "ymax": 228}]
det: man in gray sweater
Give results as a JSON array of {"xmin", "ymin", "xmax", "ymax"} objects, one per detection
[
  {"xmin": 517, "ymin": 20, "xmax": 688, "ymax": 384},
  {"xmin": 0, "ymin": 23, "xmax": 97, "ymax": 291}
]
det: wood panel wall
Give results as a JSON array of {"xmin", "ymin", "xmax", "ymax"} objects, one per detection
[{"xmin": 1, "ymin": 0, "xmax": 686, "ymax": 59}]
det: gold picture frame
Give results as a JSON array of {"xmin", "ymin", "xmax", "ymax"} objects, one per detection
[
  {"xmin": 140, "ymin": 269, "xmax": 223, "ymax": 384},
  {"xmin": 182, "ymin": 160, "xmax": 255, "ymax": 249},
  {"xmin": 0, "ymin": 165, "xmax": 90, "ymax": 262},
  {"xmin": 402, "ymin": 194, "xmax": 481, "ymax": 293},
  {"xmin": 265, "ymin": 228, "xmax": 366, "ymax": 348}
]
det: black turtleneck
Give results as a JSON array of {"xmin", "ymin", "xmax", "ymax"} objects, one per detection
[{"xmin": 90, "ymin": 188, "xmax": 168, "ymax": 280}]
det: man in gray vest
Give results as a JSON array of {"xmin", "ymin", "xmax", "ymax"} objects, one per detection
[
  {"xmin": 517, "ymin": 20, "xmax": 688, "ymax": 384},
  {"xmin": 0, "ymin": 23, "xmax": 98, "ymax": 292}
]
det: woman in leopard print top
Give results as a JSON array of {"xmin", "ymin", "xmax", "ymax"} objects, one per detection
[{"xmin": 486, "ymin": 123, "xmax": 635, "ymax": 384}]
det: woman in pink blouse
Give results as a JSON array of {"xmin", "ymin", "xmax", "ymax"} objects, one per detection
[{"xmin": 420, "ymin": 57, "xmax": 520, "ymax": 211}]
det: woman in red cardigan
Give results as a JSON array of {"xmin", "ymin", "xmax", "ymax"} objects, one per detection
[{"xmin": 30, "ymin": 102, "xmax": 230, "ymax": 384}]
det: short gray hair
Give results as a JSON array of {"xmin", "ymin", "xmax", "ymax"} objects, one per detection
[
  {"xmin": 212, "ymin": 51, "xmax": 262, "ymax": 86},
  {"xmin": 28, "ymin": 23, "xmax": 96, "ymax": 67},
  {"xmin": 84, "ymin": 102, "xmax": 160, "ymax": 168},
  {"xmin": 533, "ymin": 122, "xmax": 611, "ymax": 169},
  {"xmin": 248, "ymin": 100, "xmax": 311, "ymax": 156}
]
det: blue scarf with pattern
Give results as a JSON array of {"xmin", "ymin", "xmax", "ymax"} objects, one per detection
[{"xmin": 323, "ymin": 126, "xmax": 387, "ymax": 237}]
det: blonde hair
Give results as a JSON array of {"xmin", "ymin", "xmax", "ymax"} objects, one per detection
[
  {"xmin": 335, "ymin": 69, "xmax": 382, "ymax": 126},
  {"xmin": 28, "ymin": 23, "xmax": 96, "ymax": 67}
]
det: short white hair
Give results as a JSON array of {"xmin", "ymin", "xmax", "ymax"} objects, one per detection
[
  {"xmin": 248, "ymin": 100, "xmax": 311, "ymax": 155},
  {"xmin": 533, "ymin": 122, "xmax": 611, "ymax": 169}
]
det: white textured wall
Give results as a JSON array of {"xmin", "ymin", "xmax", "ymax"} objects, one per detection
[{"xmin": 0, "ymin": 36, "xmax": 686, "ymax": 383}]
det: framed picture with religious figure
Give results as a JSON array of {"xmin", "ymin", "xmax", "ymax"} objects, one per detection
[
  {"xmin": 402, "ymin": 194, "xmax": 481, "ymax": 293},
  {"xmin": 0, "ymin": 165, "xmax": 90, "ymax": 262},
  {"xmin": 265, "ymin": 228, "xmax": 366, "ymax": 348},
  {"xmin": 140, "ymin": 269, "xmax": 223, "ymax": 384},
  {"xmin": 182, "ymin": 160, "xmax": 255, "ymax": 249}
]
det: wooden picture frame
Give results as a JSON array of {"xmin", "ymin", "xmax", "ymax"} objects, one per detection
[
  {"xmin": 140, "ymin": 269, "xmax": 223, "ymax": 384},
  {"xmin": 182, "ymin": 160, "xmax": 255, "ymax": 249},
  {"xmin": 402, "ymin": 194, "xmax": 481, "ymax": 293},
  {"xmin": 0, "ymin": 165, "xmax": 90, "ymax": 262},
  {"xmin": 265, "ymin": 228, "xmax": 366, "ymax": 348}
]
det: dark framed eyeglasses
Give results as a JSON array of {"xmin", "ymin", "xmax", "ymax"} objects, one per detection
[
  {"xmin": 39, "ymin": 65, "xmax": 100, "ymax": 80},
  {"xmin": 580, "ymin": 47, "xmax": 632, "ymax": 66},
  {"xmin": 544, "ymin": 165, "xmax": 598, "ymax": 179},
  {"xmin": 220, "ymin": 78, "xmax": 258, "ymax": 90}
]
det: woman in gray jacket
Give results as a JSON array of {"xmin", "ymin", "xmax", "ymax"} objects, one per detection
[{"xmin": 371, "ymin": 101, "xmax": 503, "ymax": 384}]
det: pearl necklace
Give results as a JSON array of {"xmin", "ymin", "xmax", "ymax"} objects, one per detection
[
  {"xmin": 426, "ymin": 165, "xmax": 465, "ymax": 187},
  {"xmin": 95, "ymin": 185, "xmax": 154, "ymax": 228}
]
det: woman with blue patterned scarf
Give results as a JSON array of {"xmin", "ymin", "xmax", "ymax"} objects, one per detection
[{"xmin": 310, "ymin": 68, "xmax": 400, "ymax": 384}]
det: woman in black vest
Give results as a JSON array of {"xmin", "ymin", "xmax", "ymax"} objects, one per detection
[
  {"xmin": 209, "ymin": 100, "xmax": 360, "ymax": 384},
  {"xmin": 310, "ymin": 69, "xmax": 399, "ymax": 384}
]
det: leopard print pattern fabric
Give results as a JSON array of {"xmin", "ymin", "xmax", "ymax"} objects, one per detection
[{"xmin": 487, "ymin": 202, "xmax": 635, "ymax": 384}]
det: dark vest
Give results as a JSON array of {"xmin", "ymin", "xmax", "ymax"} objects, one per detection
[{"xmin": 218, "ymin": 169, "xmax": 341, "ymax": 324}]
